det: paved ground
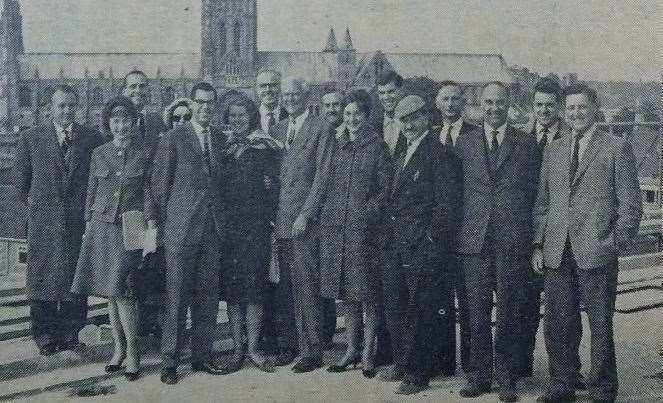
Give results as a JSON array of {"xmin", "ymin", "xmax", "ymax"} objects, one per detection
[{"xmin": 1, "ymin": 268, "xmax": 662, "ymax": 402}]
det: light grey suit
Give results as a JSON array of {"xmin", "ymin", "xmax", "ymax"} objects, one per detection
[{"xmin": 533, "ymin": 127, "xmax": 642, "ymax": 401}]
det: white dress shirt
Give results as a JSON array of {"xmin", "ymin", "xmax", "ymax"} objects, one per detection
[
  {"xmin": 260, "ymin": 103, "xmax": 284, "ymax": 133},
  {"xmin": 571, "ymin": 124, "xmax": 596, "ymax": 162},
  {"xmin": 383, "ymin": 114, "xmax": 402, "ymax": 155},
  {"xmin": 440, "ymin": 117, "xmax": 464, "ymax": 145},
  {"xmin": 54, "ymin": 123, "xmax": 73, "ymax": 146},
  {"xmin": 484, "ymin": 122, "xmax": 507, "ymax": 149},
  {"xmin": 191, "ymin": 121, "xmax": 211, "ymax": 152},
  {"xmin": 403, "ymin": 131, "xmax": 429, "ymax": 168},
  {"xmin": 535, "ymin": 120, "xmax": 560, "ymax": 146}
]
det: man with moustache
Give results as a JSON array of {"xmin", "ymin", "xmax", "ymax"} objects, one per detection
[
  {"xmin": 318, "ymin": 90, "xmax": 347, "ymax": 348},
  {"xmin": 270, "ymin": 77, "xmax": 333, "ymax": 372},
  {"xmin": 533, "ymin": 83, "xmax": 641, "ymax": 403},
  {"xmin": 520, "ymin": 78, "xmax": 584, "ymax": 386},
  {"xmin": 14, "ymin": 85, "xmax": 103, "ymax": 355},
  {"xmin": 456, "ymin": 82, "xmax": 539, "ymax": 402},
  {"xmin": 257, "ymin": 70, "xmax": 288, "ymax": 133},
  {"xmin": 378, "ymin": 95, "xmax": 462, "ymax": 395},
  {"xmin": 122, "ymin": 69, "xmax": 167, "ymax": 337},
  {"xmin": 152, "ymin": 82, "xmax": 228, "ymax": 384},
  {"xmin": 431, "ymin": 81, "xmax": 476, "ymax": 376}
]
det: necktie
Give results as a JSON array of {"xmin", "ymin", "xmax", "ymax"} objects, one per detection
[
  {"xmin": 61, "ymin": 128, "xmax": 72, "ymax": 171},
  {"xmin": 202, "ymin": 128, "xmax": 211, "ymax": 169},
  {"xmin": 286, "ymin": 120, "xmax": 296, "ymax": 149},
  {"xmin": 138, "ymin": 114, "xmax": 145, "ymax": 136},
  {"xmin": 491, "ymin": 129, "xmax": 499, "ymax": 151},
  {"xmin": 444, "ymin": 124, "xmax": 454, "ymax": 146},
  {"xmin": 570, "ymin": 133, "xmax": 583, "ymax": 184},
  {"xmin": 392, "ymin": 140, "xmax": 411, "ymax": 193},
  {"xmin": 267, "ymin": 112, "xmax": 276, "ymax": 131},
  {"xmin": 538, "ymin": 126, "xmax": 549, "ymax": 159}
]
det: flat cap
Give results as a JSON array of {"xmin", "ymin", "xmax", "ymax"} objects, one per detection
[{"xmin": 395, "ymin": 95, "xmax": 426, "ymax": 120}]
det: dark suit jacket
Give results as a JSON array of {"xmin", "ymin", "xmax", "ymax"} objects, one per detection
[
  {"xmin": 151, "ymin": 122, "xmax": 228, "ymax": 248},
  {"xmin": 455, "ymin": 124, "xmax": 539, "ymax": 255},
  {"xmin": 431, "ymin": 120, "xmax": 478, "ymax": 152},
  {"xmin": 140, "ymin": 111, "xmax": 167, "ymax": 156},
  {"xmin": 13, "ymin": 122, "xmax": 103, "ymax": 300},
  {"xmin": 380, "ymin": 133, "xmax": 463, "ymax": 258},
  {"xmin": 269, "ymin": 113, "xmax": 333, "ymax": 239},
  {"xmin": 533, "ymin": 128, "xmax": 642, "ymax": 269}
]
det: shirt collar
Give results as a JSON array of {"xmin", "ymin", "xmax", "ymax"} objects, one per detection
[
  {"xmin": 260, "ymin": 103, "xmax": 281, "ymax": 116},
  {"xmin": 536, "ymin": 119, "xmax": 559, "ymax": 135},
  {"xmin": 54, "ymin": 122, "xmax": 73, "ymax": 134},
  {"xmin": 444, "ymin": 116, "xmax": 463, "ymax": 129},
  {"xmin": 574, "ymin": 123, "xmax": 596, "ymax": 140},
  {"xmin": 289, "ymin": 109, "xmax": 309, "ymax": 127},
  {"xmin": 191, "ymin": 120, "xmax": 209, "ymax": 135},
  {"xmin": 407, "ymin": 130, "xmax": 428, "ymax": 149},
  {"xmin": 484, "ymin": 122, "xmax": 507, "ymax": 136}
]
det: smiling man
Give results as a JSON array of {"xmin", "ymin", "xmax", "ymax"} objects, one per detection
[
  {"xmin": 374, "ymin": 71, "xmax": 406, "ymax": 156},
  {"xmin": 532, "ymin": 83, "xmax": 642, "ymax": 403},
  {"xmin": 122, "ymin": 70, "xmax": 166, "ymax": 149},
  {"xmin": 256, "ymin": 70, "xmax": 288, "ymax": 133},
  {"xmin": 455, "ymin": 82, "xmax": 539, "ymax": 402}
]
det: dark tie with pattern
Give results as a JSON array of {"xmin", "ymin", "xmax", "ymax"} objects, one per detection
[
  {"xmin": 489, "ymin": 129, "xmax": 499, "ymax": 170},
  {"xmin": 392, "ymin": 140, "xmax": 410, "ymax": 193},
  {"xmin": 61, "ymin": 128, "xmax": 72, "ymax": 172},
  {"xmin": 202, "ymin": 128, "xmax": 211, "ymax": 170},
  {"xmin": 267, "ymin": 112, "xmax": 276, "ymax": 131},
  {"xmin": 538, "ymin": 126, "xmax": 549, "ymax": 158},
  {"xmin": 570, "ymin": 133, "xmax": 583, "ymax": 184},
  {"xmin": 445, "ymin": 124, "xmax": 454, "ymax": 146},
  {"xmin": 286, "ymin": 120, "xmax": 296, "ymax": 149}
]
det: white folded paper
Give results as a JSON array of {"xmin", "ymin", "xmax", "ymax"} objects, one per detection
[{"xmin": 121, "ymin": 210, "xmax": 146, "ymax": 251}]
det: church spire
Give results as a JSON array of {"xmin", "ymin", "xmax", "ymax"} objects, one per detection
[
  {"xmin": 342, "ymin": 27, "xmax": 354, "ymax": 50},
  {"xmin": 323, "ymin": 27, "xmax": 338, "ymax": 52}
]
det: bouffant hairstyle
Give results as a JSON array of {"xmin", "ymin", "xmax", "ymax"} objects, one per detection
[
  {"xmin": 220, "ymin": 93, "xmax": 259, "ymax": 133},
  {"xmin": 101, "ymin": 96, "xmax": 138, "ymax": 134}
]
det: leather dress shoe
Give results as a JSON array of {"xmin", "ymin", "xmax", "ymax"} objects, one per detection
[
  {"xmin": 275, "ymin": 348, "xmax": 297, "ymax": 366},
  {"xmin": 395, "ymin": 381, "xmax": 428, "ymax": 395},
  {"xmin": 536, "ymin": 392, "xmax": 575, "ymax": 402},
  {"xmin": 39, "ymin": 343, "xmax": 58, "ymax": 356},
  {"xmin": 575, "ymin": 374, "xmax": 587, "ymax": 390},
  {"xmin": 191, "ymin": 360, "xmax": 227, "ymax": 375},
  {"xmin": 379, "ymin": 366, "xmax": 404, "ymax": 382},
  {"xmin": 160, "ymin": 367, "xmax": 178, "ymax": 385},
  {"xmin": 459, "ymin": 382, "xmax": 491, "ymax": 398},
  {"xmin": 292, "ymin": 357, "xmax": 323, "ymax": 373},
  {"xmin": 498, "ymin": 388, "xmax": 519, "ymax": 402}
]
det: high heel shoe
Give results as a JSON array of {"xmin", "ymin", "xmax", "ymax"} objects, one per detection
[
  {"xmin": 104, "ymin": 357, "xmax": 125, "ymax": 373},
  {"xmin": 327, "ymin": 354, "xmax": 361, "ymax": 373}
]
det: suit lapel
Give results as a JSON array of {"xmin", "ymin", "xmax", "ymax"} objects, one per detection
[
  {"xmin": 393, "ymin": 134, "xmax": 428, "ymax": 196},
  {"xmin": 290, "ymin": 115, "xmax": 315, "ymax": 159},
  {"xmin": 185, "ymin": 123, "xmax": 204, "ymax": 157},
  {"xmin": 572, "ymin": 130, "xmax": 606, "ymax": 186},
  {"xmin": 67, "ymin": 123, "xmax": 85, "ymax": 178},
  {"xmin": 45, "ymin": 123, "xmax": 66, "ymax": 176}
]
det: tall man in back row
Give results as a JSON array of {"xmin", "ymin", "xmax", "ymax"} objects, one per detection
[
  {"xmin": 533, "ymin": 83, "xmax": 642, "ymax": 403},
  {"xmin": 456, "ymin": 82, "xmax": 539, "ymax": 402},
  {"xmin": 269, "ymin": 77, "xmax": 333, "ymax": 372},
  {"xmin": 14, "ymin": 85, "xmax": 103, "ymax": 355}
]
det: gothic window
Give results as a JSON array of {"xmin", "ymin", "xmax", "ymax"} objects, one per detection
[
  {"xmin": 219, "ymin": 21, "xmax": 227, "ymax": 56},
  {"xmin": 40, "ymin": 87, "xmax": 54, "ymax": 106},
  {"xmin": 18, "ymin": 86, "xmax": 32, "ymax": 107},
  {"xmin": 233, "ymin": 21, "xmax": 241, "ymax": 56},
  {"xmin": 90, "ymin": 86, "xmax": 103, "ymax": 106},
  {"xmin": 161, "ymin": 86, "xmax": 175, "ymax": 105}
]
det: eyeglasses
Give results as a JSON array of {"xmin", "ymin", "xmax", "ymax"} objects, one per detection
[
  {"xmin": 193, "ymin": 98, "xmax": 215, "ymax": 106},
  {"xmin": 172, "ymin": 114, "xmax": 191, "ymax": 122}
]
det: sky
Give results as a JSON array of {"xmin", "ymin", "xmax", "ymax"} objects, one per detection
[{"xmin": 9, "ymin": 0, "xmax": 661, "ymax": 81}]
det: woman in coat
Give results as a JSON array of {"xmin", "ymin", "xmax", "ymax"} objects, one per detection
[
  {"xmin": 218, "ymin": 94, "xmax": 281, "ymax": 373},
  {"xmin": 320, "ymin": 89, "xmax": 393, "ymax": 377},
  {"xmin": 71, "ymin": 96, "xmax": 156, "ymax": 381}
]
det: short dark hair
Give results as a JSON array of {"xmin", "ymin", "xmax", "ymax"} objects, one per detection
[
  {"xmin": 533, "ymin": 78, "xmax": 562, "ymax": 103},
  {"xmin": 122, "ymin": 70, "xmax": 148, "ymax": 89},
  {"xmin": 52, "ymin": 84, "xmax": 79, "ymax": 103},
  {"xmin": 481, "ymin": 81, "xmax": 510, "ymax": 98},
  {"xmin": 101, "ymin": 96, "xmax": 138, "ymax": 134},
  {"xmin": 344, "ymin": 89, "xmax": 372, "ymax": 116},
  {"xmin": 439, "ymin": 80, "xmax": 461, "ymax": 90},
  {"xmin": 189, "ymin": 82, "xmax": 218, "ymax": 102},
  {"xmin": 221, "ymin": 93, "xmax": 259, "ymax": 133},
  {"xmin": 563, "ymin": 82, "xmax": 599, "ymax": 106},
  {"xmin": 376, "ymin": 70, "xmax": 403, "ymax": 88}
]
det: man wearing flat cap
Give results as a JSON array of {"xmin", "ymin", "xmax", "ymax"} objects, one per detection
[{"xmin": 378, "ymin": 95, "xmax": 462, "ymax": 395}]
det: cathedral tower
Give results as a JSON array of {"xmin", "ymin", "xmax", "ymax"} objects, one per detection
[
  {"xmin": 200, "ymin": 0, "xmax": 257, "ymax": 87},
  {"xmin": 0, "ymin": 0, "xmax": 24, "ymax": 132}
]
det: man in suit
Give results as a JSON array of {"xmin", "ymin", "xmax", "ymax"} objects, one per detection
[
  {"xmin": 270, "ymin": 77, "xmax": 333, "ymax": 373},
  {"xmin": 520, "ymin": 78, "xmax": 585, "ymax": 385},
  {"xmin": 430, "ymin": 80, "xmax": 476, "ymax": 376},
  {"xmin": 256, "ymin": 70, "xmax": 288, "ymax": 133},
  {"xmin": 152, "ymin": 82, "xmax": 228, "ymax": 384},
  {"xmin": 318, "ymin": 89, "xmax": 346, "ymax": 348},
  {"xmin": 532, "ymin": 83, "xmax": 642, "ymax": 403},
  {"xmin": 14, "ymin": 85, "xmax": 103, "ymax": 355},
  {"xmin": 378, "ymin": 95, "xmax": 462, "ymax": 395},
  {"xmin": 456, "ymin": 82, "xmax": 539, "ymax": 402},
  {"xmin": 373, "ymin": 71, "xmax": 406, "ymax": 156},
  {"xmin": 122, "ymin": 69, "xmax": 167, "ymax": 338}
]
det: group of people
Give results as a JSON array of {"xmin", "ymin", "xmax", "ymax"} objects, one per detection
[{"xmin": 13, "ymin": 67, "xmax": 643, "ymax": 403}]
